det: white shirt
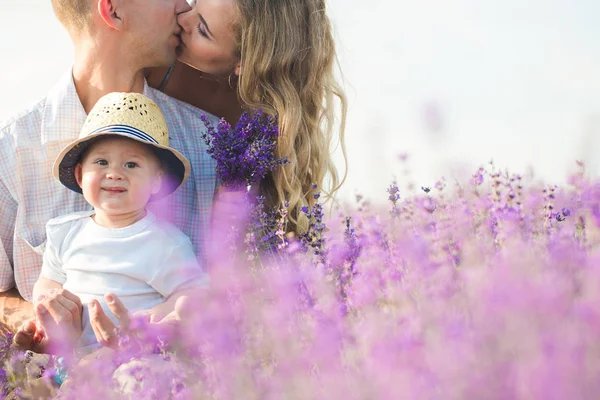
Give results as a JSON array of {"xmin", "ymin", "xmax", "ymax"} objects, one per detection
[
  {"xmin": 0, "ymin": 70, "xmax": 218, "ymax": 300},
  {"xmin": 40, "ymin": 210, "xmax": 209, "ymax": 349}
]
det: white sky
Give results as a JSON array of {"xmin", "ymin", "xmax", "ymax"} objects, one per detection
[{"xmin": 1, "ymin": 0, "xmax": 599, "ymax": 202}]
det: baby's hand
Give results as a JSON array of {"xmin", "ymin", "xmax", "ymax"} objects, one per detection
[{"xmin": 19, "ymin": 289, "xmax": 83, "ymax": 354}]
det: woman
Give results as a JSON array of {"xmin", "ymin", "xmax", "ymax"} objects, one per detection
[{"xmin": 147, "ymin": 0, "xmax": 347, "ymax": 234}]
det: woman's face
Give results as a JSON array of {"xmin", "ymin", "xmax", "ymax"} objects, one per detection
[{"xmin": 177, "ymin": 0, "xmax": 240, "ymax": 76}]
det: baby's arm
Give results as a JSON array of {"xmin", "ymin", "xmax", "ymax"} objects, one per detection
[{"xmin": 33, "ymin": 276, "xmax": 64, "ymax": 303}]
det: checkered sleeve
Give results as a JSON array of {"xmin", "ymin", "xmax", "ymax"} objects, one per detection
[{"xmin": 0, "ymin": 175, "xmax": 16, "ymax": 292}]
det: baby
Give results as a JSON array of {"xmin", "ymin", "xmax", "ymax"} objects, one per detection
[{"xmin": 19, "ymin": 92, "xmax": 208, "ymax": 354}]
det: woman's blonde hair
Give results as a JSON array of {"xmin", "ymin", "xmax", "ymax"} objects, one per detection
[{"xmin": 233, "ymin": 0, "xmax": 348, "ymax": 233}]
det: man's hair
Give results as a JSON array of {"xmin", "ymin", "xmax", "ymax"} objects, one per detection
[{"xmin": 51, "ymin": 0, "xmax": 92, "ymax": 32}]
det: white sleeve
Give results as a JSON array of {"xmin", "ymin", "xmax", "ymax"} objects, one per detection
[
  {"xmin": 39, "ymin": 224, "xmax": 66, "ymax": 285},
  {"xmin": 148, "ymin": 239, "xmax": 209, "ymax": 297}
]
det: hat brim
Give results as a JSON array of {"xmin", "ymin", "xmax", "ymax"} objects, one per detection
[{"xmin": 52, "ymin": 132, "xmax": 191, "ymax": 201}]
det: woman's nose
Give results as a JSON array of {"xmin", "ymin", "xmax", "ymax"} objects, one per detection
[{"xmin": 177, "ymin": 8, "xmax": 194, "ymax": 31}]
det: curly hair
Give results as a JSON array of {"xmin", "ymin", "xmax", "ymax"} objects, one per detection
[{"xmin": 233, "ymin": 0, "xmax": 348, "ymax": 233}]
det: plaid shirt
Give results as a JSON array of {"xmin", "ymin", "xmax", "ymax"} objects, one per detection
[{"xmin": 0, "ymin": 70, "xmax": 217, "ymax": 301}]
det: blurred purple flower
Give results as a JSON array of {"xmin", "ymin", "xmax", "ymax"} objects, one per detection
[{"xmin": 10, "ymin": 166, "xmax": 600, "ymax": 398}]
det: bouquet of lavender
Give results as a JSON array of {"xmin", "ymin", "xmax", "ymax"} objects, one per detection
[{"xmin": 200, "ymin": 111, "xmax": 288, "ymax": 189}]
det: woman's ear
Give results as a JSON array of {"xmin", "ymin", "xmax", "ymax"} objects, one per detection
[
  {"xmin": 75, "ymin": 163, "xmax": 83, "ymax": 188},
  {"xmin": 98, "ymin": 0, "xmax": 123, "ymax": 30},
  {"xmin": 234, "ymin": 61, "xmax": 241, "ymax": 77}
]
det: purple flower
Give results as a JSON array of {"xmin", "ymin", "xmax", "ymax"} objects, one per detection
[
  {"xmin": 419, "ymin": 196, "xmax": 437, "ymax": 213},
  {"xmin": 299, "ymin": 188, "xmax": 327, "ymax": 259},
  {"xmin": 245, "ymin": 195, "xmax": 283, "ymax": 255},
  {"xmin": 387, "ymin": 184, "xmax": 400, "ymax": 203},
  {"xmin": 471, "ymin": 167, "xmax": 485, "ymax": 186},
  {"xmin": 201, "ymin": 111, "xmax": 288, "ymax": 189},
  {"xmin": 387, "ymin": 183, "xmax": 401, "ymax": 218}
]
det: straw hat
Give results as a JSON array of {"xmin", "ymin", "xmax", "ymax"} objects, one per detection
[{"xmin": 53, "ymin": 92, "xmax": 191, "ymax": 201}]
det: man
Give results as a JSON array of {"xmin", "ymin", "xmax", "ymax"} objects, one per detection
[{"xmin": 0, "ymin": 0, "xmax": 217, "ymax": 345}]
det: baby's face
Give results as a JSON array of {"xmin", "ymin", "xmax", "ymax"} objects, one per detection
[{"xmin": 75, "ymin": 136, "xmax": 163, "ymax": 218}]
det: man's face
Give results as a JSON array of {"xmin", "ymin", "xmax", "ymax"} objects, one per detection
[{"xmin": 123, "ymin": 0, "xmax": 192, "ymax": 67}]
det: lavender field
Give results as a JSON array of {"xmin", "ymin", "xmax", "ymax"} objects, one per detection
[
  {"xmin": 4, "ymin": 160, "xmax": 600, "ymax": 399},
  {"xmin": 1, "ymin": 1, "xmax": 600, "ymax": 398}
]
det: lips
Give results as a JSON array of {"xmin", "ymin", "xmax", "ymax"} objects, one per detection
[
  {"xmin": 171, "ymin": 33, "xmax": 182, "ymax": 47},
  {"xmin": 172, "ymin": 27, "xmax": 183, "ymax": 43},
  {"xmin": 102, "ymin": 187, "xmax": 127, "ymax": 193}
]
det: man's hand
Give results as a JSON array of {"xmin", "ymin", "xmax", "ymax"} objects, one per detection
[
  {"xmin": 13, "ymin": 318, "xmax": 44, "ymax": 352},
  {"xmin": 13, "ymin": 289, "xmax": 83, "ymax": 354}
]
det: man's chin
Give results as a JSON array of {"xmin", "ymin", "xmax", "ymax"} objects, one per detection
[
  {"xmin": 164, "ymin": 48, "xmax": 179, "ymax": 67},
  {"xmin": 150, "ymin": 53, "xmax": 178, "ymax": 69}
]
